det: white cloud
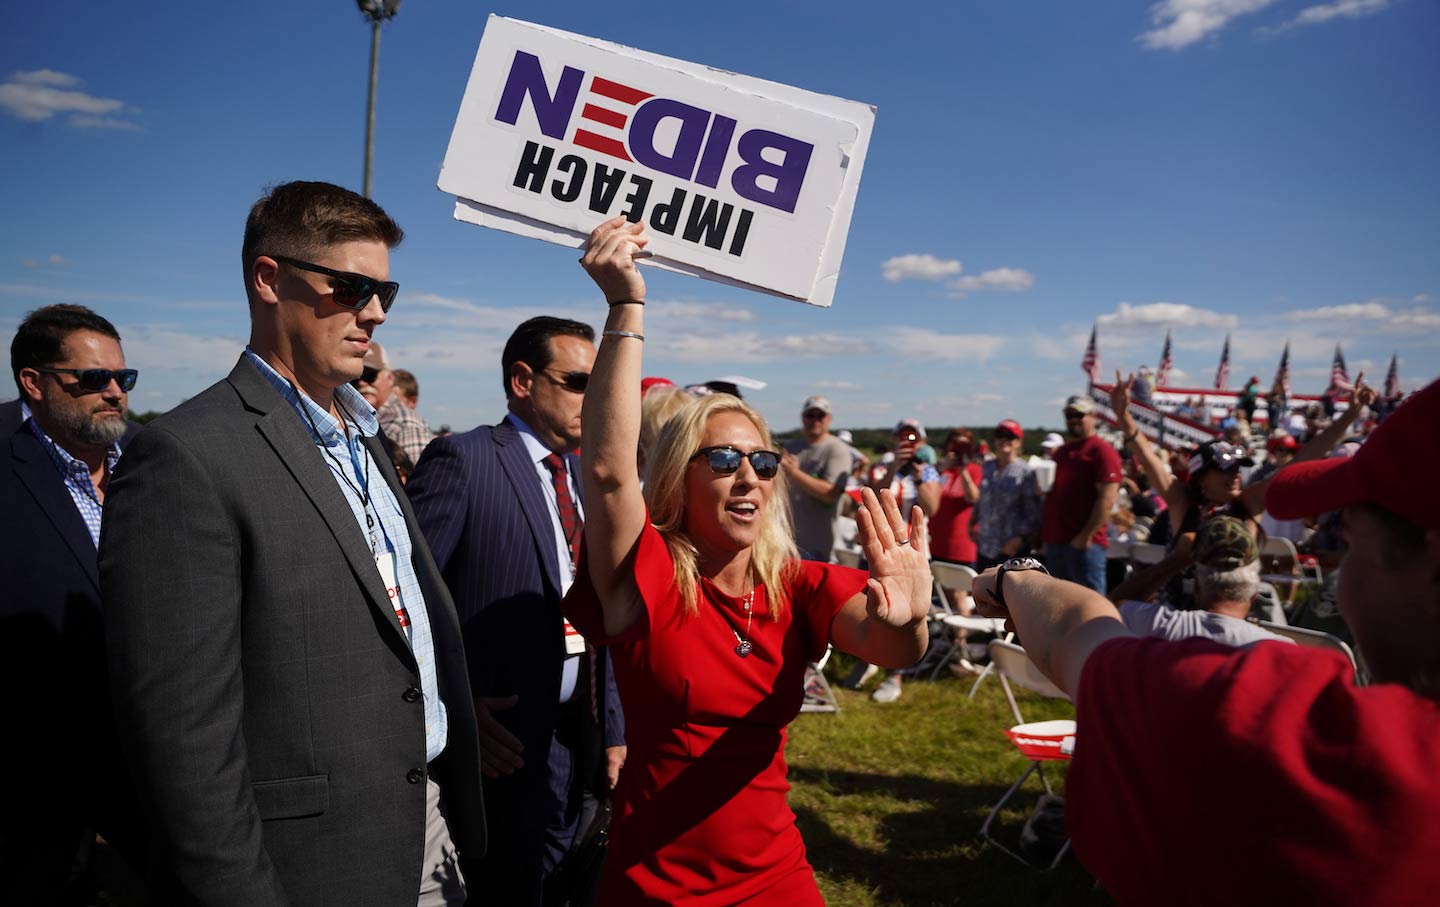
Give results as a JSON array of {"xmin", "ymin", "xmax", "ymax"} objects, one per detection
[
  {"xmin": 1282, "ymin": 301, "xmax": 1390, "ymax": 320},
  {"xmin": 887, "ymin": 327, "xmax": 1005, "ymax": 362},
  {"xmin": 948, "ymin": 267, "xmax": 1036, "ymax": 295},
  {"xmin": 0, "ymin": 70, "xmax": 137, "ymax": 128},
  {"xmin": 1096, "ymin": 302, "xmax": 1238, "ymax": 329},
  {"xmin": 118, "ymin": 326, "xmax": 246, "ymax": 373},
  {"xmin": 1289, "ymin": 0, "xmax": 1389, "ymax": 27},
  {"xmin": 1279, "ymin": 300, "xmax": 1440, "ymax": 332},
  {"xmin": 1413, "ymin": 294, "xmax": 1434, "ymax": 304},
  {"xmin": 1138, "ymin": 0, "xmax": 1278, "ymax": 51},
  {"xmin": 646, "ymin": 300, "xmax": 757, "ymax": 323},
  {"xmin": 11, "ymin": 69, "xmax": 80, "ymax": 87},
  {"xmin": 881, "ymin": 253, "xmax": 962, "ymax": 282},
  {"xmin": 811, "ymin": 379, "xmax": 860, "ymax": 390},
  {"xmin": 655, "ymin": 331, "xmax": 875, "ymax": 364}
]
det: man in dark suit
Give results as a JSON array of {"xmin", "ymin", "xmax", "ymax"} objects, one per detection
[
  {"xmin": 100, "ymin": 181, "xmax": 485, "ymax": 905},
  {"xmin": 408, "ymin": 316, "xmax": 625, "ymax": 906},
  {"xmin": 2, "ymin": 304, "xmax": 147, "ymax": 904}
]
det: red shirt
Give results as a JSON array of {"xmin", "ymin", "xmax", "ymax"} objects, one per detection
[
  {"xmin": 929, "ymin": 462, "xmax": 983, "ymax": 563},
  {"xmin": 563, "ymin": 523, "xmax": 868, "ymax": 906},
  {"xmin": 1040, "ymin": 435, "xmax": 1122, "ymax": 547},
  {"xmin": 1069, "ymin": 637, "xmax": 1440, "ymax": 905}
]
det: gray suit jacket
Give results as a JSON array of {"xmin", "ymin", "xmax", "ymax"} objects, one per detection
[{"xmin": 100, "ymin": 358, "xmax": 485, "ymax": 906}]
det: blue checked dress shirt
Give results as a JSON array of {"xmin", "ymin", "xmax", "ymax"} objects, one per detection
[
  {"xmin": 244, "ymin": 349, "xmax": 448, "ymax": 763},
  {"xmin": 21, "ymin": 401, "xmax": 121, "ymax": 547}
]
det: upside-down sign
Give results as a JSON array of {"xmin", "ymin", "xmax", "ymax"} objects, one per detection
[{"xmin": 438, "ymin": 16, "xmax": 876, "ymax": 307}]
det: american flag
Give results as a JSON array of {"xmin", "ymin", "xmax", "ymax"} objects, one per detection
[
  {"xmin": 1330, "ymin": 344, "xmax": 1351, "ymax": 389},
  {"xmin": 1273, "ymin": 341, "xmax": 1290, "ymax": 395},
  {"xmin": 1384, "ymin": 353, "xmax": 1400, "ymax": 399},
  {"xmin": 1081, "ymin": 324, "xmax": 1100, "ymax": 384},
  {"xmin": 1156, "ymin": 330, "xmax": 1174, "ymax": 388},
  {"xmin": 1213, "ymin": 334, "xmax": 1230, "ymax": 390}
]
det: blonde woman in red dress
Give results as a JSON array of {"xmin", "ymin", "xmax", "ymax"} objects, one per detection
[{"xmin": 564, "ymin": 217, "xmax": 933, "ymax": 906}]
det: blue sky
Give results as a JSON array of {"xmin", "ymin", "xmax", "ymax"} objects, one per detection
[{"xmin": 3, "ymin": 0, "xmax": 1437, "ymax": 436}]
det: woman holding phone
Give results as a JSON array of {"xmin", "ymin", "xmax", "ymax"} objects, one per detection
[{"xmin": 563, "ymin": 217, "xmax": 932, "ymax": 906}]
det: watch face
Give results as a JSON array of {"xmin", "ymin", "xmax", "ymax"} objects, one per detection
[{"xmin": 1003, "ymin": 556, "xmax": 1046, "ymax": 573}]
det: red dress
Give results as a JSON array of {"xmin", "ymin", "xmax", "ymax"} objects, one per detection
[{"xmin": 563, "ymin": 522, "xmax": 868, "ymax": 906}]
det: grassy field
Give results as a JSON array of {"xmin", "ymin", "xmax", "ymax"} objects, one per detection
[{"xmin": 790, "ymin": 654, "xmax": 1105, "ymax": 907}]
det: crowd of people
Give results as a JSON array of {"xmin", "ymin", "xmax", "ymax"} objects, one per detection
[{"xmin": 3, "ymin": 181, "xmax": 1436, "ymax": 906}]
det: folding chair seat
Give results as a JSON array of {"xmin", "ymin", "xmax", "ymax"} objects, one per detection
[{"xmin": 979, "ymin": 640, "xmax": 1075, "ymax": 871}]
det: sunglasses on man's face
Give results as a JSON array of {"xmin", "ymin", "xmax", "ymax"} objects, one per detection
[
  {"xmin": 691, "ymin": 446, "xmax": 782, "ymax": 479},
  {"xmin": 802, "ymin": 409, "xmax": 827, "ymax": 420},
  {"xmin": 36, "ymin": 367, "xmax": 138, "ymax": 393},
  {"xmin": 538, "ymin": 368, "xmax": 589, "ymax": 393},
  {"xmin": 272, "ymin": 255, "xmax": 399, "ymax": 312}
]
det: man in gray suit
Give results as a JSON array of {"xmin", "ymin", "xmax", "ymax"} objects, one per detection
[{"xmin": 101, "ymin": 181, "xmax": 485, "ymax": 906}]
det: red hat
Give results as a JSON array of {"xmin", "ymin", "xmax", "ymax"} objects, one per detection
[
  {"xmin": 1266, "ymin": 379, "xmax": 1439, "ymax": 529},
  {"xmin": 640, "ymin": 376, "xmax": 675, "ymax": 396},
  {"xmin": 995, "ymin": 419, "xmax": 1023, "ymax": 439},
  {"xmin": 1266, "ymin": 434, "xmax": 1299, "ymax": 453}
]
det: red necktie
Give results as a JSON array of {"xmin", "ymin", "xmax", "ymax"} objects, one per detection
[
  {"xmin": 542, "ymin": 453, "xmax": 583, "ymax": 567},
  {"xmin": 543, "ymin": 452, "xmax": 596, "ymax": 719}
]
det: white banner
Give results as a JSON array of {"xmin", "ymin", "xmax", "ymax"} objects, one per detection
[{"xmin": 438, "ymin": 16, "xmax": 876, "ymax": 307}]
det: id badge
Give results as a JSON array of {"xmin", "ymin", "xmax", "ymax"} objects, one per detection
[
  {"xmin": 563, "ymin": 618, "xmax": 586, "ymax": 656},
  {"xmin": 375, "ymin": 551, "xmax": 412, "ymax": 641}
]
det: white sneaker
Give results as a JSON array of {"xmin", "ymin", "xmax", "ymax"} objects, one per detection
[
  {"xmin": 871, "ymin": 676, "xmax": 903, "ymax": 703},
  {"xmin": 948, "ymin": 658, "xmax": 985, "ymax": 678}
]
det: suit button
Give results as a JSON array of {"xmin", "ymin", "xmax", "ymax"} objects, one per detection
[
  {"xmin": 403, "ymin": 686, "xmax": 421, "ymax": 703},
  {"xmin": 407, "ymin": 768, "xmax": 425, "ymax": 784}
]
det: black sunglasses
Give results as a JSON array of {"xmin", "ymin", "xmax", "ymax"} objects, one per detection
[
  {"xmin": 539, "ymin": 368, "xmax": 589, "ymax": 393},
  {"xmin": 691, "ymin": 445, "xmax": 782, "ymax": 479},
  {"xmin": 36, "ymin": 367, "xmax": 138, "ymax": 392},
  {"xmin": 272, "ymin": 255, "xmax": 399, "ymax": 312},
  {"xmin": 802, "ymin": 409, "xmax": 828, "ymax": 419}
]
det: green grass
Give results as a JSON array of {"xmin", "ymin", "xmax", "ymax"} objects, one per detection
[{"xmin": 788, "ymin": 654, "xmax": 1105, "ymax": 907}]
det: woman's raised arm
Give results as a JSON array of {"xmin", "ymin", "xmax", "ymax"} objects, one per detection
[{"xmin": 578, "ymin": 217, "xmax": 652, "ymax": 636}]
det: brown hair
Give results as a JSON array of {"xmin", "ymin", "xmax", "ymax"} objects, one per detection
[
  {"xmin": 242, "ymin": 181, "xmax": 403, "ymax": 303},
  {"xmin": 392, "ymin": 369, "xmax": 418, "ymax": 400}
]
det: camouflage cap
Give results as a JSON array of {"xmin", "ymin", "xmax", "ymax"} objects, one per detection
[{"xmin": 1193, "ymin": 516, "xmax": 1258, "ymax": 570}]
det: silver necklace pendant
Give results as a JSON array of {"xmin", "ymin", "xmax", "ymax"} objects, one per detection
[{"xmin": 734, "ymin": 640, "xmax": 753, "ymax": 658}]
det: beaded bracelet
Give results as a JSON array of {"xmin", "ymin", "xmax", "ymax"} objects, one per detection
[
  {"xmin": 607, "ymin": 299, "xmax": 644, "ymax": 307},
  {"xmin": 603, "ymin": 330, "xmax": 644, "ymax": 341}
]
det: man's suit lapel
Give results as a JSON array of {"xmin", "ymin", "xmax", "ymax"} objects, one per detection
[
  {"xmin": 226, "ymin": 359, "xmax": 413, "ymax": 654},
  {"xmin": 494, "ymin": 420, "xmax": 562, "ymax": 594},
  {"xmin": 8, "ymin": 428, "xmax": 99, "ymax": 591}
]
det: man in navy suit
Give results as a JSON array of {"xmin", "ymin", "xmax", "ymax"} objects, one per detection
[
  {"xmin": 408, "ymin": 316, "xmax": 625, "ymax": 906},
  {"xmin": 2, "ymin": 304, "xmax": 146, "ymax": 903}
]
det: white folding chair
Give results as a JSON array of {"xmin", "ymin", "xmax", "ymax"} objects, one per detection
[
  {"xmin": 800, "ymin": 645, "xmax": 841, "ymax": 713},
  {"xmin": 928, "ymin": 563, "xmax": 1010, "ymax": 683},
  {"xmin": 832, "ymin": 547, "xmax": 862, "ymax": 569},
  {"xmin": 980, "ymin": 641, "xmax": 1075, "ymax": 871},
  {"xmin": 1256, "ymin": 620, "xmax": 1366, "ymax": 685}
]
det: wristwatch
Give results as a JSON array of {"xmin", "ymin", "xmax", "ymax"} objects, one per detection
[{"xmin": 995, "ymin": 556, "xmax": 1049, "ymax": 611}]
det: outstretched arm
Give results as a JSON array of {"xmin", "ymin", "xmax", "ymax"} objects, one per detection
[
  {"xmin": 1242, "ymin": 375, "xmax": 1376, "ymax": 514},
  {"xmin": 1109, "ymin": 370, "xmax": 1181, "ymax": 512},
  {"xmin": 578, "ymin": 217, "xmax": 652, "ymax": 638},
  {"xmin": 973, "ymin": 568, "xmax": 1133, "ymax": 699}
]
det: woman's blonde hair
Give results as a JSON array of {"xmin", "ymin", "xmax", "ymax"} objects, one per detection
[{"xmin": 643, "ymin": 394, "xmax": 799, "ymax": 618}]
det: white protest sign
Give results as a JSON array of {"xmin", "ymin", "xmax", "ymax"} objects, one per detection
[{"xmin": 438, "ymin": 16, "xmax": 875, "ymax": 307}]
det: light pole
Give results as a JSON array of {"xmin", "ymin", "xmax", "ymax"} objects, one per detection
[{"xmin": 357, "ymin": 0, "xmax": 401, "ymax": 198}]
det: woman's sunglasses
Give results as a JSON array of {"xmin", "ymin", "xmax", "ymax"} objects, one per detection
[
  {"xmin": 36, "ymin": 367, "xmax": 138, "ymax": 392},
  {"xmin": 272, "ymin": 255, "xmax": 400, "ymax": 312},
  {"xmin": 691, "ymin": 445, "xmax": 782, "ymax": 479}
]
